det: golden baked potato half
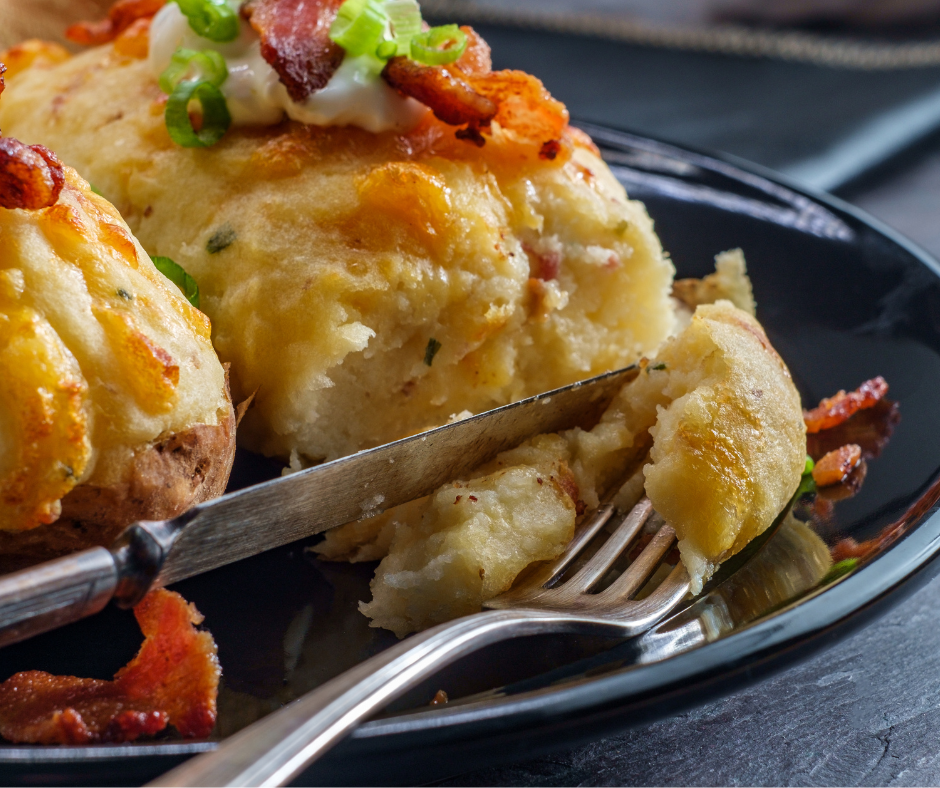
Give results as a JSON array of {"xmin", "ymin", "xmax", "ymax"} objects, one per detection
[{"xmin": 0, "ymin": 153, "xmax": 235, "ymax": 563}]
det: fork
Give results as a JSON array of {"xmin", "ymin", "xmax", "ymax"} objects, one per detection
[{"xmin": 150, "ymin": 496, "xmax": 690, "ymax": 787}]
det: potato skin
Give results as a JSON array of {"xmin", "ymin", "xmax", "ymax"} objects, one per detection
[{"xmin": 0, "ymin": 381, "xmax": 235, "ymax": 569}]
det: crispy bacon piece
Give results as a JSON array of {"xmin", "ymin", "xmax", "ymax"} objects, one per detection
[
  {"xmin": 384, "ymin": 25, "xmax": 568, "ymax": 146},
  {"xmin": 0, "ymin": 138, "xmax": 65, "ymax": 211},
  {"xmin": 66, "ymin": 0, "xmax": 165, "ymax": 46},
  {"xmin": 242, "ymin": 0, "xmax": 345, "ymax": 103},
  {"xmin": 803, "ymin": 376, "xmax": 888, "ymax": 434},
  {"xmin": 812, "ymin": 444, "xmax": 862, "ymax": 487},
  {"xmin": 0, "ymin": 590, "xmax": 219, "ymax": 744},
  {"xmin": 384, "ymin": 56, "xmax": 498, "ymax": 127}
]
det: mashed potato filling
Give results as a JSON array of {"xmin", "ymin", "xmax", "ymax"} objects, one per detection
[
  {"xmin": 0, "ymin": 46, "xmax": 676, "ymax": 464},
  {"xmin": 324, "ymin": 302, "xmax": 806, "ymax": 636}
]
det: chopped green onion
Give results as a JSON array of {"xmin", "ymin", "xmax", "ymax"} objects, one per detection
[
  {"xmin": 821, "ymin": 557, "xmax": 858, "ymax": 585},
  {"xmin": 410, "ymin": 24, "xmax": 467, "ymax": 65},
  {"xmin": 385, "ymin": 0, "xmax": 421, "ymax": 55},
  {"xmin": 648, "ymin": 362, "xmax": 666, "ymax": 372},
  {"xmin": 89, "ymin": 184, "xmax": 104, "ymax": 197},
  {"xmin": 165, "ymin": 78, "xmax": 231, "ymax": 148},
  {"xmin": 159, "ymin": 48, "xmax": 228, "ymax": 94},
  {"xmin": 803, "ymin": 456, "xmax": 815, "ymax": 475},
  {"xmin": 376, "ymin": 40, "xmax": 398, "ymax": 59},
  {"xmin": 330, "ymin": 0, "xmax": 389, "ymax": 58},
  {"xmin": 424, "ymin": 337, "xmax": 442, "ymax": 366},
  {"xmin": 174, "ymin": 0, "xmax": 240, "ymax": 43},
  {"xmin": 153, "ymin": 256, "xmax": 200, "ymax": 308}
]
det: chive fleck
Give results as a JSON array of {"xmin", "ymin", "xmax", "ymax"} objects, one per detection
[
  {"xmin": 153, "ymin": 255, "xmax": 200, "ymax": 308},
  {"xmin": 90, "ymin": 184, "xmax": 104, "ymax": 197},
  {"xmin": 116, "ymin": 288, "xmax": 133, "ymax": 300},
  {"xmin": 206, "ymin": 223, "xmax": 236, "ymax": 254},
  {"xmin": 424, "ymin": 337, "xmax": 442, "ymax": 366},
  {"xmin": 648, "ymin": 362, "xmax": 666, "ymax": 372}
]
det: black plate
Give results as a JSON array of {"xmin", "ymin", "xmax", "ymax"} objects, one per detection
[{"xmin": 2, "ymin": 125, "xmax": 940, "ymax": 787}]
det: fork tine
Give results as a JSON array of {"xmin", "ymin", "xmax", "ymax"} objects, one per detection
[
  {"xmin": 597, "ymin": 523, "xmax": 676, "ymax": 603},
  {"xmin": 511, "ymin": 504, "xmax": 616, "ymax": 593},
  {"xmin": 556, "ymin": 496, "xmax": 653, "ymax": 595}
]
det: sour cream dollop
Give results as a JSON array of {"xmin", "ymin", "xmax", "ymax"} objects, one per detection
[{"xmin": 148, "ymin": 2, "xmax": 427, "ymax": 133}]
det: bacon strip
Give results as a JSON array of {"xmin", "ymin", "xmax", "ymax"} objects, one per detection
[
  {"xmin": 242, "ymin": 0, "xmax": 345, "ymax": 103},
  {"xmin": 803, "ymin": 376, "xmax": 889, "ymax": 434},
  {"xmin": 66, "ymin": 0, "xmax": 166, "ymax": 46},
  {"xmin": 0, "ymin": 590, "xmax": 219, "ymax": 744},
  {"xmin": 0, "ymin": 138, "xmax": 65, "ymax": 211},
  {"xmin": 383, "ymin": 27, "xmax": 568, "ymax": 146},
  {"xmin": 384, "ymin": 56, "xmax": 497, "ymax": 127}
]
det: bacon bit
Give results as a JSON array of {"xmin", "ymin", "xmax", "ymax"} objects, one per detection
[
  {"xmin": 384, "ymin": 56, "xmax": 498, "ymax": 128},
  {"xmin": 454, "ymin": 126, "xmax": 486, "ymax": 147},
  {"xmin": 523, "ymin": 243, "xmax": 561, "ymax": 281},
  {"xmin": 66, "ymin": 0, "xmax": 165, "ymax": 46},
  {"xmin": 812, "ymin": 444, "xmax": 862, "ymax": 487},
  {"xmin": 113, "ymin": 16, "xmax": 153, "ymax": 59},
  {"xmin": 452, "ymin": 27, "xmax": 492, "ymax": 77},
  {"xmin": 803, "ymin": 376, "xmax": 889, "ymax": 434},
  {"xmin": 0, "ymin": 138, "xmax": 65, "ymax": 211},
  {"xmin": 539, "ymin": 140, "xmax": 562, "ymax": 160},
  {"xmin": 468, "ymin": 495, "xmax": 478, "ymax": 502},
  {"xmin": 241, "ymin": 0, "xmax": 345, "ymax": 103},
  {"xmin": 454, "ymin": 495, "xmax": 462, "ymax": 503},
  {"xmin": 0, "ymin": 589, "xmax": 219, "ymax": 744},
  {"xmin": 430, "ymin": 689, "xmax": 449, "ymax": 706},
  {"xmin": 807, "ymin": 397, "xmax": 899, "ymax": 462}
]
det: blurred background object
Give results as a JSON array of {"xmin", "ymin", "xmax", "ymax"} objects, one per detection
[{"xmin": 0, "ymin": 0, "xmax": 111, "ymax": 50}]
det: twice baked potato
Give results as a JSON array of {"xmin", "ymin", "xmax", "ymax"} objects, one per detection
[
  {"xmin": 0, "ymin": 149, "xmax": 235, "ymax": 562},
  {"xmin": 321, "ymin": 301, "xmax": 805, "ymax": 637},
  {"xmin": 0, "ymin": 30, "xmax": 676, "ymax": 465}
]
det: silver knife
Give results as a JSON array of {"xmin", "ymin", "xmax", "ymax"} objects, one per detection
[{"xmin": 0, "ymin": 364, "xmax": 639, "ymax": 648}]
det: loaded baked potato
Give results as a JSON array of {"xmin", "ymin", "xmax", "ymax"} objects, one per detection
[
  {"xmin": 0, "ymin": 12, "xmax": 675, "ymax": 465},
  {"xmin": 0, "ymin": 128, "xmax": 235, "ymax": 562}
]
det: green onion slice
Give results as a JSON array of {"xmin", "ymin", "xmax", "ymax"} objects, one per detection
[
  {"xmin": 409, "ymin": 24, "xmax": 467, "ymax": 65},
  {"xmin": 152, "ymin": 256, "xmax": 200, "ymax": 308},
  {"xmin": 384, "ymin": 0, "xmax": 421, "ymax": 56},
  {"xmin": 375, "ymin": 39, "xmax": 398, "ymax": 59},
  {"xmin": 165, "ymin": 79, "xmax": 232, "ymax": 148},
  {"xmin": 803, "ymin": 455, "xmax": 815, "ymax": 475},
  {"xmin": 330, "ymin": 0, "xmax": 389, "ymax": 57},
  {"xmin": 174, "ymin": 0, "xmax": 240, "ymax": 43},
  {"xmin": 159, "ymin": 48, "xmax": 228, "ymax": 94}
]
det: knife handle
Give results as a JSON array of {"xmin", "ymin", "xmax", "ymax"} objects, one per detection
[{"xmin": 0, "ymin": 548, "xmax": 119, "ymax": 648}]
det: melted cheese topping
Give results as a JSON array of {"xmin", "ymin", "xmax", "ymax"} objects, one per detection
[{"xmin": 149, "ymin": 2, "xmax": 427, "ymax": 133}]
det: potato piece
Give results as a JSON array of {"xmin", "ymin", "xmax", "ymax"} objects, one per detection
[
  {"xmin": 0, "ymin": 165, "xmax": 234, "ymax": 562},
  {"xmin": 360, "ymin": 436, "xmax": 580, "ymax": 637},
  {"xmin": 347, "ymin": 302, "xmax": 805, "ymax": 635},
  {"xmin": 0, "ymin": 45, "xmax": 675, "ymax": 465}
]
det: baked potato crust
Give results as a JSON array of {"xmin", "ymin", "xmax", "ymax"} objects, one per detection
[{"xmin": 0, "ymin": 376, "xmax": 235, "ymax": 569}]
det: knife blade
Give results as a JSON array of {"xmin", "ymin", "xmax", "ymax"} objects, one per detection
[{"xmin": 0, "ymin": 364, "xmax": 638, "ymax": 647}]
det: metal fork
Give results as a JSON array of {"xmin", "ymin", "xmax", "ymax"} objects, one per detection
[{"xmin": 150, "ymin": 496, "xmax": 690, "ymax": 788}]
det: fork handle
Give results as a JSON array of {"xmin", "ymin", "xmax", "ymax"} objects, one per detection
[{"xmin": 150, "ymin": 608, "xmax": 586, "ymax": 787}]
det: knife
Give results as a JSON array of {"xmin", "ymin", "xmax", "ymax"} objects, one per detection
[{"xmin": 0, "ymin": 365, "xmax": 639, "ymax": 648}]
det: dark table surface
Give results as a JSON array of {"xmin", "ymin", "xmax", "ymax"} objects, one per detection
[{"xmin": 423, "ymin": 27, "xmax": 940, "ymax": 788}]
